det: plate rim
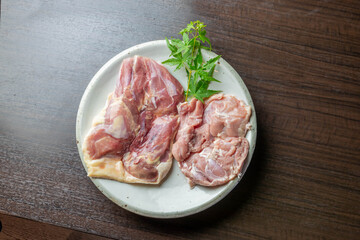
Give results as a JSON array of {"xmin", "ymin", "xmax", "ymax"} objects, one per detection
[{"xmin": 76, "ymin": 40, "xmax": 257, "ymax": 218}]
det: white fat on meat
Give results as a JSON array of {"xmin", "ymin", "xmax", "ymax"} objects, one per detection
[
  {"xmin": 82, "ymin": 56, "xmax": 184, "ymax": 184},
  {"xmin": 172, "ymin": 94, "xmax": 251, "ymax": 187}
]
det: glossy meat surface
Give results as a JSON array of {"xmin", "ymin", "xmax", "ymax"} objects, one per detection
[
  {"xmin": 83, "ymin": 56, "xmax": 184, "ymax": 184},
  {"xmin": 172, "ymin": 94, "xmax": 251, "ymax": 187}
]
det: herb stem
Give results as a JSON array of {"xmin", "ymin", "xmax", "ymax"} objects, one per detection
[
  {"xmin": 185, "ymin": 33, "xmax": 198, "ymax": 101},
  {"xmin": 185, "ymin": 70, "xmax": 191, "ymax": 101},
  {"xmin": 192, "ymin": 36, "xmax": 197, "ymax": 56},
  {"xmin": 184, "ymin": 65, "xmax": 191, "ymax": 101}
]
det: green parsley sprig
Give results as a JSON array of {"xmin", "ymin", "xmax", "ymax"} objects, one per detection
[{"xmin": 162, "ymin": 21, "xmax": 221, "ymax": 102}]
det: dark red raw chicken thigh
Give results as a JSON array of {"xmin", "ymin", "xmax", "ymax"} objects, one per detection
[{"xmin": 83, "ymin": 56, "xmax": 184, "ymax": 184}]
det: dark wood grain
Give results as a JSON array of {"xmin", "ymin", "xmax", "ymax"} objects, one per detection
[
  {"xmin": 0, "ymin": 0, "xmax": 359, "ymax": 239},
  {"xmin": 0, "ymin": 212, "xmax": 112, "ymax": 240}
]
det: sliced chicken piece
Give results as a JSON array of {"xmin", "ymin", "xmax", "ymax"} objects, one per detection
[
  {"xmin": 204, "ymin": 94, "xmax": 251, "ymax": 138},
  {"xmin": 172, "ymin": 94, "xmax": 251, "ymax": 187},
  {"xmin": 179, "ymin": 137, "xmax": 249, "ymax": 187},
  {"xmin": 172, "ymin": 99, "xmax": 204, "ymax": 162}
]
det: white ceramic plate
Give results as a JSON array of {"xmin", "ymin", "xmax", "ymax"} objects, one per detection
[{"xmin": 76, "ymin": 40, "xmax": 257, "ymax": 218}]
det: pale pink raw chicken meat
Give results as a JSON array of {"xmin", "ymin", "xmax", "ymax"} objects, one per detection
[
  {"xmin": 172, "ymin": 94, "xmax": 251, "ymax": 187},
  {"xmin": 82, "ymin": 56, "xmax": 184, "ymax": 184}
]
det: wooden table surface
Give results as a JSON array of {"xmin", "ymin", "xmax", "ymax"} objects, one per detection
[{"xmin": 1, "ymin": 0, "xmax": 359, "ymax": 239}]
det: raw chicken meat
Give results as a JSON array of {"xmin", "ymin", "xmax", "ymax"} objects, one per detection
[
  {"xmin": 82, "ymin": 56, "xmax": 184, "ymax": 184},
  {"xmin": 172, "ymin": 94, "xmax": 251, "ymax": 187}
]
